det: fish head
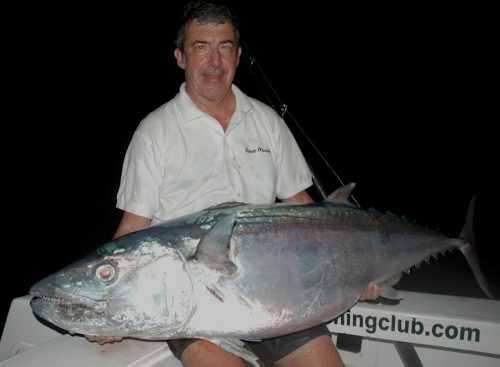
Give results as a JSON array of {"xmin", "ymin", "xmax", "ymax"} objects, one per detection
[{"xmin": 29, "ymin": 235, "xmax": 193, "ymax": 339}]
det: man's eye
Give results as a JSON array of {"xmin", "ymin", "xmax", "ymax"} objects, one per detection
[{"xmin": 220, "ymin": 44, "xmax": 233, "ymax": 52}]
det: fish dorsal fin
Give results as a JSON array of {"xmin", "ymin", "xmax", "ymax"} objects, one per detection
[
  {"xmin": 195, "ymin": 214, "xmax": 238, "ymax": 275},
  {"xmin": 384, "ymin": 210, "xmax": 399, "ymax": 218},
  {"xmin": 325, "ymin": 182, "xmax": 356, "ymax": 206}
]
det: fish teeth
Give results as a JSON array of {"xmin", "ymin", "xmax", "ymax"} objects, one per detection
[{"xmin": 33, "ymin": 293, "xmax": 105, "ymax": 309}]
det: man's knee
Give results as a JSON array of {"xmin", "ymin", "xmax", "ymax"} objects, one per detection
[{"xmin": 167, "ymin": 338, "xmax": 247, "ymax": 366}]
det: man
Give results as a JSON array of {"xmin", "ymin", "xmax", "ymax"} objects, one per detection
[{"xmin": 87, "ymin": 2, "xmax": 379, "ymax": 366}]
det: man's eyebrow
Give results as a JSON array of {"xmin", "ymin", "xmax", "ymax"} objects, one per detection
[
  {"xmin": 192, "ymin": 40, "xmax": 210, "ymax": 45},
  {"xmin": 191, "ymin": 39, "xmax": 235, "ymax": 46}
]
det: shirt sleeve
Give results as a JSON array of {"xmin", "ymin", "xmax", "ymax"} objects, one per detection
[
  {"xmin": 274, "ymin": 118, "xmax": 313, "ymax": 199},
  {"xmin": 116, "ymin": 129, "xmax": 162, "ymax": 219}
]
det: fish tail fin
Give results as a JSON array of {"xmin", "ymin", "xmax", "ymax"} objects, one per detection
[
  {"xmin": 458, "ymin": 196, "xmax": 496, "ymax": 300},
  {"xmin": 458, "ymin": 195, "xmax": 477, "ymax": 245}
]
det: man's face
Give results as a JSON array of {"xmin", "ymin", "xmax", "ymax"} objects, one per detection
[{"xmin": 175, "ymin": 21, "xmax": 241, "ymax": 103}]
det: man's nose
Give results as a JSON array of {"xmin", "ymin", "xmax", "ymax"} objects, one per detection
[{"xmin": 208, "ymin": 48, "xmax": 221, "ymax": 66}]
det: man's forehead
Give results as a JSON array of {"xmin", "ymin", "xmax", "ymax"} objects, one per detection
[{"xmin": 185, "ymin": 21, "xmax": 237, "ymax": 39}]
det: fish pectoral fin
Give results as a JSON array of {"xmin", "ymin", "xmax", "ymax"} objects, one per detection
[
  {"xmin": 195, "ymin": 214, "xmax": 238, "ymax": 275},
  {"xmin": 206, "ymin": 338, "xmax": 260, "ymax": 367}
]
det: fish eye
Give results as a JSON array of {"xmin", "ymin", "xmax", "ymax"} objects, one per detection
[{"xmin": 95, "ymin": 263, "xmax": 116, "ymax": 282}]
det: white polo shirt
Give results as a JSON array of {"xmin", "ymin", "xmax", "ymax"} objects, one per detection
[{"xmin": 116, "ymin": 82, "xmax": 312, "ymax": 224}]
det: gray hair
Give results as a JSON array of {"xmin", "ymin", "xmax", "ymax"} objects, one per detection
[{"xmin": 175, "ymin": 1, "xmax": 240, "ymax": 50}]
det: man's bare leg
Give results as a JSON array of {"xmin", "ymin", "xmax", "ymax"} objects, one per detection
[{"xmin": 274, "ymin": 335, "xmax": 344, "ymax": 367}]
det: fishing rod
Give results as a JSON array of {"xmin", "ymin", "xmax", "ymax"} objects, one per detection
[{"xmin": 239, "ymin": 39, "xmax": 361, "ymax": 207}]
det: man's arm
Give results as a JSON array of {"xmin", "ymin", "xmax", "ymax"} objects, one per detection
[
  {"xmin": 281, "ymin": 190, "xmax": 314, "ymax": 204},
  {"xmin": 113, "ymin": 211, "xmax": 152, "ymax": 239}
]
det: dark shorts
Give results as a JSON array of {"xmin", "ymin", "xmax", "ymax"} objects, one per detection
[{"xmin": 167, "ymin": 323, "xmax": 331, "ymax": 365}]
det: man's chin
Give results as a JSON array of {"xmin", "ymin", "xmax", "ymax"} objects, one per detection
[{"xmin": 201, "ymin": 84, "xmax": 231, "ymax": 99}]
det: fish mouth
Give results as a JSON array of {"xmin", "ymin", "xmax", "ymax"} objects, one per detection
[
  {"xmin": 30, "ymin": 291, "xmax": 106, "ymax": 311},
  {"xmin": 30, "ymin": 292, "xmax": 108, "ymax": 335}
]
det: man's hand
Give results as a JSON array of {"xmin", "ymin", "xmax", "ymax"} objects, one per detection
[
  {"xmin": 359, "ymin": 282, "xmax": 380, "ymax": 301},
  {"xmin": 85, "ymin": 335, "xmax": 124, "ymax": 345}
]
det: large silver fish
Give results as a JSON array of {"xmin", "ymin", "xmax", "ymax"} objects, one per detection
[{"xmin": 29, "ymin": 183, "xmax": 493, "ymax": 353}]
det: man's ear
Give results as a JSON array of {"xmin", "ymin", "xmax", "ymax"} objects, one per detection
[
  {"xmin": 236, "ymin": 46, "xmax": 242, "ymax": 67},
  {"xmin": 174, "ymin": 48, "xmax": 185, "ymax": 69}
]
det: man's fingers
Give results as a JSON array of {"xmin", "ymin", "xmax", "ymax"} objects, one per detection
[{"xmin": 359, "ymin": 282, "xmax": 381, "ymax": 300}]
